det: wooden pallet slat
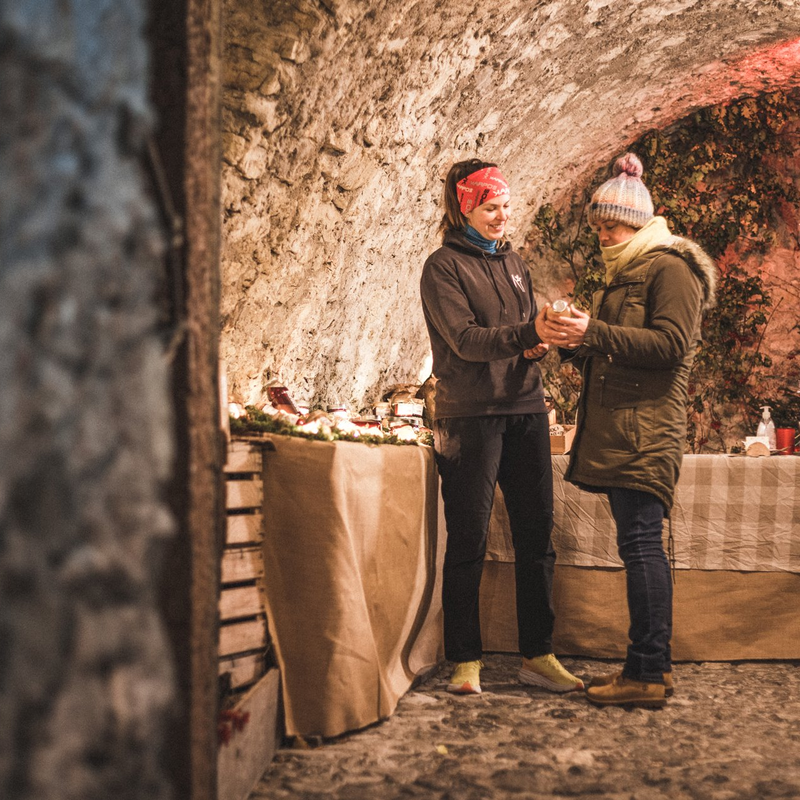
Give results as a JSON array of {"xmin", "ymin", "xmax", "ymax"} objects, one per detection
[
  {"xmin": 226, "ymin": 480, "xmax": 263, "ymax": 511},
  {"xmin": 225, "ymin": 513, "xmax": 264, "ymax": 545},
  {"xmin": 221, "ymin": 547, "xmax": 264, "ymax": 584},
  {"xmin": 219, "ymin": 617, "xmax": 268, "ymax": 658},
  {"xmin": 218, "ymin": 652, "xmax": 267, "ymax": 691},
  {"xmin": 225, "ymin": 442, "xmax": 263, "ymax": 473},
  {"xmin": 219, "ymin": 585, "xmax": 264, "ymax": 621}
]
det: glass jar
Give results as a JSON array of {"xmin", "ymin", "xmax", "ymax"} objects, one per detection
[{"xmin": 267, "ymin": 386, "xmax": 299, "ymax": 415}]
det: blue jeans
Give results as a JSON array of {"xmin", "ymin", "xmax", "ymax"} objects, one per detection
[{"xmin": 607, "ymin": 487, "xmax": 672, "ymax": 683}]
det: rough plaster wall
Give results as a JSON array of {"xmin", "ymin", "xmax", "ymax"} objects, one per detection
[
  {"xmin": 221, "ymin": 0, "xmax": 800, "ymax": 411},
  {"xmin": 0, "ymin": 4, "xmax": 174, "ymax": 799}
]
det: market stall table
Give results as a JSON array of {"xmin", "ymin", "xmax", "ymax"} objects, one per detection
[
  {"xmin": 481, "ymin": 454, "xmax": 800, "ymax": 661},
  {"xmin": 260, "ymin": 435, "xmax": 444, "ymax": 739},
  {"xmin": 260, "ymin": 441, "xmax": 800, "ymax": 739}
]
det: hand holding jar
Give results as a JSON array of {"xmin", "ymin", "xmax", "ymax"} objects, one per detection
[{"xmin": 535, "ymin": 300, "xmax": 591, "ymax": 348}]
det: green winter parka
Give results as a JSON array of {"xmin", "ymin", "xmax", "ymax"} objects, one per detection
[{"xmin": 563, "ymin": 238, "xmax": 717, "ymax": 511}]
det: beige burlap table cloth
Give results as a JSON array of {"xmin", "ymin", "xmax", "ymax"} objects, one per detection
[
  {"xmin": 482, "ymin": 454, "xmax": 800, "ymax": 660},
  {"xmin": 260, "ymin": 435, "xmax": 445, "ymax": 738},
  {"xmin": 261, "ymin": 441, "xmax": 800, "ymax": 737}
]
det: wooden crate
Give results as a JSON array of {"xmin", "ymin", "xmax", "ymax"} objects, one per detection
[
  {"xmin": 217, "ymin": 668, "xmax": 281, "ymax": 800},
  {"xmin": 218, "ymin": 437, "xmax": 281, "ymax": 800},
  {"xmin": 550, "ymin": 424, "xmax": 576, "ymax": 454},
  {"xmin": 219, "ymin": 439, "xmax": 273, "ymax": 682}
]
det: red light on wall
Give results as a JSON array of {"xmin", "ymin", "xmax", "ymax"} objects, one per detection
[{"xmin": 734, "ymin": 38, "xmax": 800, "ymax": 82}]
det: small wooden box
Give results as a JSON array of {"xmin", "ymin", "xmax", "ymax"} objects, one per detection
[
  {"xmin": 550, "ymin": 425, "xmax": 576, "ymax": 454},
  {"xmin": 217, "ymin": 668, "xmax": 281, "ymax": 800}
]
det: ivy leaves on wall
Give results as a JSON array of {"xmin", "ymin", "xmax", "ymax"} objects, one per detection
[
  {"xmin": 641, "ymin": 93, "xmax": 796, "ymax": 259},
  {"xmin": 530, "ymin": 90, "xmax": 800, "ymax": 452}
]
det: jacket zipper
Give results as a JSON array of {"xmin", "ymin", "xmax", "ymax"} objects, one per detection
[{"xmin": 482, "ymin": 252, "xmax": 527, "ymax": 322}]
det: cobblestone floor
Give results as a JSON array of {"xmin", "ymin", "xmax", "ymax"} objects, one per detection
[{"xmin": 251, "ymin": 655, "xmax": 800, "ymax": 800}]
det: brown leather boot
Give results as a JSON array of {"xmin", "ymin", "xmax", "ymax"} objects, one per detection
[
  {"xmin": 588, "ymin": 669, "xmax": 674, "ymax": 697},
  {"xmin": 585, "ymin": 674, "xmax": 667, "ymax": 708}
]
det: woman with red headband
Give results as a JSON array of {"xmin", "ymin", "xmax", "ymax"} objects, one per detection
[{"xmin": 420, "ymin": 159, "xmax": 583, "ymax": 696}]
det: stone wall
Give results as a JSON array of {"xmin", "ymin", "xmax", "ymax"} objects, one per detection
[
  {"xmin": 221, "ymin": 0, "xmax": 800, "ymax": 412},
  {"xmin": 0, "ymin": 3, "xmax": 175, "ymax": 798}
]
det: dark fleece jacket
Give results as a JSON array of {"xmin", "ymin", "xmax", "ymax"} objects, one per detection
[{"xmin": 420, "ymin": 229, "xmax": 546, "ymax": 419}]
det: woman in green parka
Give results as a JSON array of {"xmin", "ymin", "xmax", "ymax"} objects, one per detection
[{"xmin": 538, "ymin": 153, "xmax": 717, "ymax": 708}]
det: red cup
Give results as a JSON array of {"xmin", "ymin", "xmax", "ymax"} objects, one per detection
[{"xmin": 775, "ymin": 427, "xmax": 796, "ymax": 455}]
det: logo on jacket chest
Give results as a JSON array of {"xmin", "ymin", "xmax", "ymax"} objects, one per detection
[{"xmin": 511, "ymin": 274, "xmax": 526, "ymax": 292}]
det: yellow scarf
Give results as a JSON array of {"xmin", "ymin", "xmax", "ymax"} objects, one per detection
[{"xmin": 600, "ymin": 216, "xmax": 674, "ymax": 284}]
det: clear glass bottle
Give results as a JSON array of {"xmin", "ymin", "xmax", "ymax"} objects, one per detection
[
  {"xmin": 548, "ymin": 299, "xmax": 572, "ymax": 317},
  {"xmin": 756, "ymin": 405, "xmax": 776, "ymax": 451}
]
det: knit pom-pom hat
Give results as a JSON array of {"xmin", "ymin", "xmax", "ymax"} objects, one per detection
[{"xmin": 588, "ymin": 153, "xmax": 654, "ymax": 229}]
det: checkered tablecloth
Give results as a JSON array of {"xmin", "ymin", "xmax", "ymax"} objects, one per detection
[{"xmin": 486, "ymin": 454, "xmax": 800, "ymax": 572}]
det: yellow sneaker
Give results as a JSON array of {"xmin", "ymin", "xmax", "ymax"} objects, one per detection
[
  {"xmin": 447, "ymin": 660, "xmax": 483, "ymax": 694},
  {"xmin": 519, "ymin": 654, "xmax": 584, "ymax": 693}
]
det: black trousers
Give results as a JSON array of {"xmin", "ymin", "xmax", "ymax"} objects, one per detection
[{"xmin": 433, "ymin": 413, "xmax": 556, "ymax": 662}]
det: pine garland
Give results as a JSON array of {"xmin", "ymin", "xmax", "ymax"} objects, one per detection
[{"xmin": 231, "ymin": 406, "xmax": 433, "ymax": 447}]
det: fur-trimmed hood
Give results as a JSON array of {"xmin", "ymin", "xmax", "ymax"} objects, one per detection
[{"xmin": 663, "ymin": 237, "xmax": 718, "ymax": 311}]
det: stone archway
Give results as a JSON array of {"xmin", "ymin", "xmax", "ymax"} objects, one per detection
[
  {"xmin": 6, "ymin": 2, "xmax": 800, "ymax": 799},
  {"xmin": 219, "ymin": 0, "xmax": 800, "ymax": 413}
]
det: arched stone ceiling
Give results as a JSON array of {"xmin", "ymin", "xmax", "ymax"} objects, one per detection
[{"xmin": 220, "ymin": 0, "xmax": 800, "ymax": 411}]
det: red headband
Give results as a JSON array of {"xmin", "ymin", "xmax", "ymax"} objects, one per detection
[{"xmin": 456, "ymin": 167, "xmax": 510, "ymax": 215}]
